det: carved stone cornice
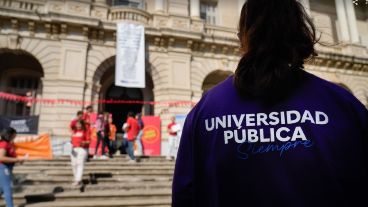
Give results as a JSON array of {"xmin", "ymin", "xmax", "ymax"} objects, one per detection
[{"xmin": 308, "ymin": 51, "xmax": 368, "ymax": 73}]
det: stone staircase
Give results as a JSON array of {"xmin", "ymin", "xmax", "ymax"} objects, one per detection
[{"xmin": 0, "ymin": 156, "xmax": 175, "ymax": 207}]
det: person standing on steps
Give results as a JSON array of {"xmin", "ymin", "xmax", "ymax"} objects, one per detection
[
  {"xmin": 94, "ymin": 112, "xmax": 111, "ymax": 159},
  {"xmin": 125, "ymin": 112, "xmax": 139, "ymax": 163},
  {"xmin": 135, "ymin": 113, "xmax": 144, "ymax": 156},
  {"xmin": 0, "ymin": 127, "xmax": 28, "ymax": 207},
  {"xmin": 70, "ymin": 121, "xmax": 89, "ymax": 186},
  {"xmin": 108, "ymin": 114, "xmax": 117, "ymax": 156},
  {"xmin": 69, "ymin": 111, "xmax": 84, "ymax": 132},
  {"xmin": 167, "ymin": 116, "xmax": 180, "ymax": 160}
]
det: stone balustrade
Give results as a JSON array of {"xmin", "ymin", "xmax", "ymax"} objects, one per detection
[
  {"xmin": 109, "ymin": 6, "xmax": 152, "ymax": 25},
  {"xmin": 0, "ymin": 0, "xmax": 44, "ymax": 12}
]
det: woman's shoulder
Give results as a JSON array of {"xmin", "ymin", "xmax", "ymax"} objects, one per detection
[
  {"xmin": 302, "ymin": 70, "xmax": 367, "ymax": 127},
  {"xmin": 303, "ymin": 70, "xmax": 365, "ymax": 108}
]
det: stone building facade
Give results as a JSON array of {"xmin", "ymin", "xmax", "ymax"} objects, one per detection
[{"xmin": 0, "ymin": 0, "xmax": 367, "ymax": 151}]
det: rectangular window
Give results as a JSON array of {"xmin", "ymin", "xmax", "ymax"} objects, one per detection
[
  {"xmin": 200, "ymin": 2, "xmax": 218, "ymax": 25},
  {"xmin": 111, "ymin": 0, "xmax": 143, "ymax": 9}
]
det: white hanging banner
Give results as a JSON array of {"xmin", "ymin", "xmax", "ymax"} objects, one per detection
[{"xmin": 115, "ymin": 22, "xmax": 145, "ymax": 88}]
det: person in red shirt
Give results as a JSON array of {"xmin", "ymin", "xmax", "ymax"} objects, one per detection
[
  {"xmin": 70, "ymin": 121, "xmax": 89, "ymax": 186},
  {"xmin": 82, "ymin": 105, "xmax": 96, "ymax": 144},
  {"xmin": 125, "ymin": 112, "xmax": 139, "ymax": 162},
  {"xmin": 0, "ymin": 127, "xmax": 28, "ymax": 207},
  {"xmin": 167, "ymin": 116, "xmax": 181, "ymax": 160},
  {"xmin": 70, "ymin": 111, "xmax": 84, "ymax": 132}
]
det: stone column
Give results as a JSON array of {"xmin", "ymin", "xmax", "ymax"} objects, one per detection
[
  {"xmin": 299, "ymin": 0, "xmax": 310, "ymax": 15},
  {"xmin": 190, "ymin": 0, "xmax": 200, "ymax": 18},
  {"xmin": 344, "ymin": 0, "xmax": 359, "ymax": 43},
  {"xmin": 155, "ymin": 0, "xmax": 165, "ymax": 12},
  {"xmin": 335, "ymin": 0, "xmax": 350, "ymax": 42}
]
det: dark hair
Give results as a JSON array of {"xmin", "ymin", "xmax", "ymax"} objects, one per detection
[
  {"xmin": 77, "ymin": 111, "xmax": 83, "ymax": 116},
  {"xmin": 86, "ymin": 105, "xmax": 92, "ymax": 110},
  {"xmin": 235, "ymin": 0, "xmax": 318, "ymax": 100},
  {"xmin": 77, "ymin": 120, "xmax": 86, "ymax": 131},
  {"xmin": 0, "ymin": 127, "xmax": 17, "ymax": 142},
  {"xmin": 127, "ymin": 111, "xmax": 134, "ymax": 117}
]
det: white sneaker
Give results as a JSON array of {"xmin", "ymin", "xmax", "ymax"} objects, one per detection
[
  {"xmin": 71, "ymin": 181, "xmax": 81, "ymax": 187},
  {"xmin": 93, "ymin": 155, "xmax": 98, "ymax": 159},
  {"xmin": 100, "ymin": 155, "xmax": 109, "ymax": 160}
]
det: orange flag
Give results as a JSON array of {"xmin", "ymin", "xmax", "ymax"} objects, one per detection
[{"xmin": 14, "ymin": 133, "xmax": 53, "ymax": 160}]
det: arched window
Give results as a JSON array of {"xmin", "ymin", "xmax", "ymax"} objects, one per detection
[
  {"xmin": 0, "ymin": 50, "xmax": 43, "ymax": 116},
  {"xmin": 202, "ymin": 70, "xmax": 233, "ymax": 95}
]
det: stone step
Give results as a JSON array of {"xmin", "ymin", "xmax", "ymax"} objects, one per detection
[
  {"xmin": 54, "ymin": 189, "xmax": 171, "ymax": 202},
  {"xmin": 21, "ymin": 162, "xmax": 175, "ymax": 167},
  {"xmin": 14, "ymin": 181, "xmax": 172, "ymax": 194},
  {"xmin": 11, "ymin": 189, "xmax": 171, "ymax": 204},
  {"xmin": 24, "ymin": 157, "xmax": 174, "ymax": 163},
  {"xmin": 1, "ymin": 156, "xmax": 175, "ymax": 207},
  {"xmin": 15, "ymin": 165, "xmax": 175, "ymax": 171},
  {"xmin": 18, "ymin": 175, "xmax": 173, "ymax": 186},
  {"xmin": 14, "ymin": 169, "xmax": 174, "ymax": 175},
  {"xmin": 25, "ymin": 198, "xmax": 171, "ymax": 207},
  {"xmin": 14, "ymin": 171, "xmax": 174, "ymax": 178},
  {"xmin": 51, "ymin": 155, "xmax": 169, "ymax": 160},
  {"xmin": 48, "ymin": 170, "xmax": 172, "ymax": 176}
]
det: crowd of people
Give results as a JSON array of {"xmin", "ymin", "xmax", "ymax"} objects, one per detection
[
  {"xmin": 68, "ymin": 106, "xmax": 148, "ymax": 186},
  {"xmin": 0, "ymin": 106, "xmax": 181, "ymax": 207},
  {"xmin": 0, "ymin": 106, "xmax": 182, "ymax": 206},
  {"xmin": 68, "ymin": 106, "xmax": 183, "ymax": 186}
]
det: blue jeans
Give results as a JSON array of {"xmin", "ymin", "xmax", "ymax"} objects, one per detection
[
  {"xmin": 121, "ymin": 139, "xmax": 135, "ymax": 160},
  {"xmin": 0, "ymin": 164, "xmax": 13, "ymax": 207}
]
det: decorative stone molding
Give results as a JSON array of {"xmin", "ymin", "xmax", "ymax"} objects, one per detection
[
  {"xmin": 168, "ymin": 38, "xmax": 175, "ymax": 47},
  {"xmin": 44, "ymin": 23, "xmax": 51, "ymax": 38},
  {"xmin": 187, "ymin": 40, "xmax": 193, "ymax": 49},
  {"xmin": 311, "ymin": 52, "xmax": 368, "ymax": 73},
  {"xmin": 82, "ymin": 26, "xmax": 89, "ymax": 41},
  {"xmin": 210, "ymin": 45, "xmax": 217, "ymax": 53},
  {"xmin": 48, "ymin": 2, "xmax": 63, "ymax": 12},
  {"xmin": 160, "ymin": 38, "xmax": 166, "ymax": 48},
  {"xmin": 67, "ymin": 2, "xmax": 89, "ymax": 17},
  {"xmin": 28, "ymin": 21, "xmax": 35, "ymax": 37},
  {"xmin": 7, "ymin": 34, "xmax": 22, "ymax": 50},
  {"xmin": 170, "ymin": 16, "xmax": 190, "ymax": 31},
  {"xmin": 153, "ymin": 15, "xmax": 169, "ymax": 28},
  {"xmin": 92, "ymin": 7, "xmax": 107, "ymax": 19},
  {"xmin": 51, "ymin": 24, "xmax": 59, "ymax": 40},
  {"xmin": 10, "ymin": 19, "xmax": 19, "ymax": 32},
  {"xmin": 191, "ymin": 19, "xmax": 204, "ymax": 33},
  {"xmin": 98, "ymin": 30, "xmax": 105, "ymax": 43},
  {"xmin": 60, "ymin": 24, "xmax": 67, "ymax": 38}
]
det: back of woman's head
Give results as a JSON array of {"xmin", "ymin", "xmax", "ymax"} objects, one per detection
[
  {"xmin": 0, "ymin": 127, "xmax": 17, "ymax": 142},
  {"xmin": 235, "ymin": 0, "xmax": 318, "ymax": 100}
]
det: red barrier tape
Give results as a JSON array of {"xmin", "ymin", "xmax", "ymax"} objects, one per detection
[{"xmin": 0, "ymin": 92, "xmax": 196, "ymax": 107}]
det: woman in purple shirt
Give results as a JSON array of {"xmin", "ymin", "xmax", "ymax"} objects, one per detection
[{"xmin": 172, "ymin": 0, "xmax": 368, "ymax": 206}]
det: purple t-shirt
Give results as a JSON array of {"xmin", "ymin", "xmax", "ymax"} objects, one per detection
[{"xmin": 172, "ymin": 70, "xmax": 368, "ymax": 207}]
